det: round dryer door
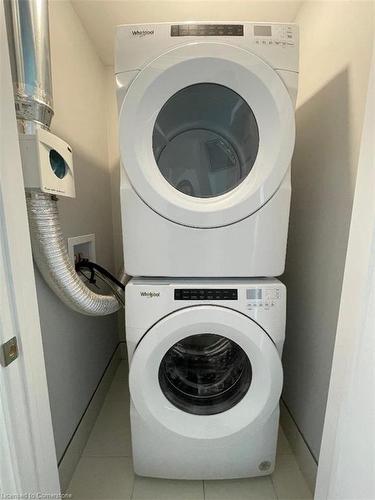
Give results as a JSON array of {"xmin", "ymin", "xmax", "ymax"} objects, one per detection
[
  {"xmin": 128, "ymin": 306, "xmax": 283, "ymax": 440},
  {"xmin": 119, "ymin": 42, "xmax": 295, "ymax": 228}
]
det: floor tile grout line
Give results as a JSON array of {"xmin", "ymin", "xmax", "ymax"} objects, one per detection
[
  {"xmin": 81, "ymin": 454, "xmax": 133, "ymax": 458},
  {"xmin": 202, "ymin": 479, "xmax": 206, "ymax": 500},
  {"xmin": 270, "ymin": 473, "xmax": 280, "ymax": 500},
  {"xmin": 113, "ymin": 363, "xmax": 141, "ymax": 499},
  {"xmin": 130, "ymin": 473, "xmax": 136, "ymax": 500}
]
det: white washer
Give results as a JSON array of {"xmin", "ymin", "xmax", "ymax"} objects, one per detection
[
  {"xmin": 116, "ymin": 22, "xmax": 299, "ymax": 277},
  {"xmin": 125, "ymin": 278, "xmax": 286, "ymax": 479}
]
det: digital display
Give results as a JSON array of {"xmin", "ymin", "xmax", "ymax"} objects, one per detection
[
  {"xmin": 171, "ymin": 24, "xmax": 244, "ymax": 37},
  {"xmin": 254, "ymin": 25, "xmax": 272, "ymax": 37},
  {"xmin": 175, "ymin": 289, "xmax": 238, "ymax": 301},
  {"xmin": 247, "ymin": 289, "xmax": 263, "ymax": 300}
]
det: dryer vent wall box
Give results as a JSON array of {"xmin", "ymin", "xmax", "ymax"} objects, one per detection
[
  {"xmin": 19, "ymin": 128, "xmax": 75, "ymax": 198},
  {"xmin": 116, "ymin": 22, "xmax": 298, "ymax": 277}
]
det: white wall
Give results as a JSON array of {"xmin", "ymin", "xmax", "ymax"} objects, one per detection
[
  {"xmin": 283, "ymin": 0, "xmax": 374, "ymax": 461},
  {"xmin": 36, "ymin": 0, "xmax": 119, "ymax": 462},
  {"xmin": 105, "ymin": 66, "xmax": 123, "ymax": 274},
  {"xmin": 105, "ymin": 66, "xmax": 126, "ymax": 343},
  {"xmin": 315, "ymin": 46, "xmax": 375, "ymax": 499}
]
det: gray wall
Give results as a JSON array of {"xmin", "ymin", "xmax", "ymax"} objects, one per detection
[
  {"xmin": 283, "ymin": 0, "xmax": 374, "ymax": 461},
  {"xmin": 35, "ymin": 0, "xmax": 119, "ymax": 462},
  {"xmin": 36, "ymin": 272, "xmax": 118, "ymax": 462}
]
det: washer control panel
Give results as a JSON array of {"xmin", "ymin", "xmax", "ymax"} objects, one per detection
[
  {"xmin": 246, "ymin": 287, "xmax": 281, "ymax": 310},
  {"xmin": 175, "ymin": 288, "xmax": 238, "ymax": 301}
]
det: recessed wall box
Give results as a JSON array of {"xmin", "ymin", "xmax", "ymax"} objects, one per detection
[{"xmin": 19, "ymin": 128, "xmax": 75, "ymax": 198}]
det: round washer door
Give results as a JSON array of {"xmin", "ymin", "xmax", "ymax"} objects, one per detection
[
  {"xmin": 129, "ymin": 306, "xmax": 283, "ymax": 440},
  {"xmin": 119, "ymin": 42, "xmax": 295, "ymax": 228}
]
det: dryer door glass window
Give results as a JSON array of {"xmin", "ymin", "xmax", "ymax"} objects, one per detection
[
  {"xmin": 152, "ymin": 84, "xmax": 259, "ymax": 198},
  {"xmin": 159, "ymin": 333, "xmax": 252, "ymax": 415}
]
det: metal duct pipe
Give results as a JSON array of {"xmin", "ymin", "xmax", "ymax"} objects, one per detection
[
  {"xmin": 5, "ymin": 0, "xmax": 122, "ymax": 315},
  {"xmin": 4, "ymin": 0, "xmax": 53, "ymax": 133}
]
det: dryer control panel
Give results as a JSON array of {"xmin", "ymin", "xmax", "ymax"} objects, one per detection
[
  {"xmin": 115, "ymin": 22, "xmax": 299, "ymax": 75},
  {"xmin": 171, "ymin": 24, "xmax": 244, "ymax": 37},
  {"xmin": 168, "ymin": 23, "xmax": 296, "ymax": 48},
  {"xmin": 252, "ymin": 23, "xmax": 296, "ymax": 48}
]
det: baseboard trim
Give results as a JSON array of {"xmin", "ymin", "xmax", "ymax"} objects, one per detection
[
  {"xmin": 280, "ymin": 400, "xmax": 318, "ymax": 494},
  {"xmin": 58, "ymin": 345, "xmax": 121, "ymax": 492}
]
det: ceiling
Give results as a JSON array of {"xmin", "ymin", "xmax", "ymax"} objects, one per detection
[{"xmin": 71, "ymin": 0, "xmax": 302, "ymax": 66}]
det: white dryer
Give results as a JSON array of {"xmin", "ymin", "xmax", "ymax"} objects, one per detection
[
  {"xmin": 116, "ymin": 22, "xmax": 299, "ymax": 277},
  {"xmin": 125, "ymin": 278, "xmax": 286, "ymax": 479}
]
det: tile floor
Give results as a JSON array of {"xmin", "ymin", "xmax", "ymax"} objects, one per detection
[{"xmin": 67, "ymin": 362, "xmax": 313, "ymax": 500}]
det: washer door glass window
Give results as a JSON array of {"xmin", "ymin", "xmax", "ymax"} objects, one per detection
[
  {"xmin": 159, "ymin": 333, "xmax": 252, "ymax": 415},
  {"xmin": 153, "ymin": 84, "xmax": 259, "ymax": 198}
]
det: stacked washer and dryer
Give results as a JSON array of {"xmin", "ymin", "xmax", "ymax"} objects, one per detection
[{"xmin": 115, "ymin": 22, "xmax": 299, "ymax": 479}]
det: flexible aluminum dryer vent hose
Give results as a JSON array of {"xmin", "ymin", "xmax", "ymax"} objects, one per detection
[{"xmin": 27, "ymin": 191, "xmax": 121, "ymax": 316}]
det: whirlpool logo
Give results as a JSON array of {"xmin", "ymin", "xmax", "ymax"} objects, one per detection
[
  {"xmin": 131, "ymin": 29, "xmax": 155, "ymax": 38},
  {"xmin": 140, "ymin": 291, "xmax": 160, "ymax": 298}
]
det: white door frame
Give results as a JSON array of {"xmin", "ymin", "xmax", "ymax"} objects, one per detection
[
  {"xmin": 0, "ymin": 1, "xmax": 60, "ymax": 494},
  {"xmin": 315, "ymin": 37, "xmax": 375, "ymax": 499}
]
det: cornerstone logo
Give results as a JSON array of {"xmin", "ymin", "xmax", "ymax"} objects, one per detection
[
  {"xmin": 140, "ymin": 291, "xmax": 160, "ymax": 298},
  {"xmin": 131, "ymin": 29, "xmax": 155, "ymax": 38}
]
